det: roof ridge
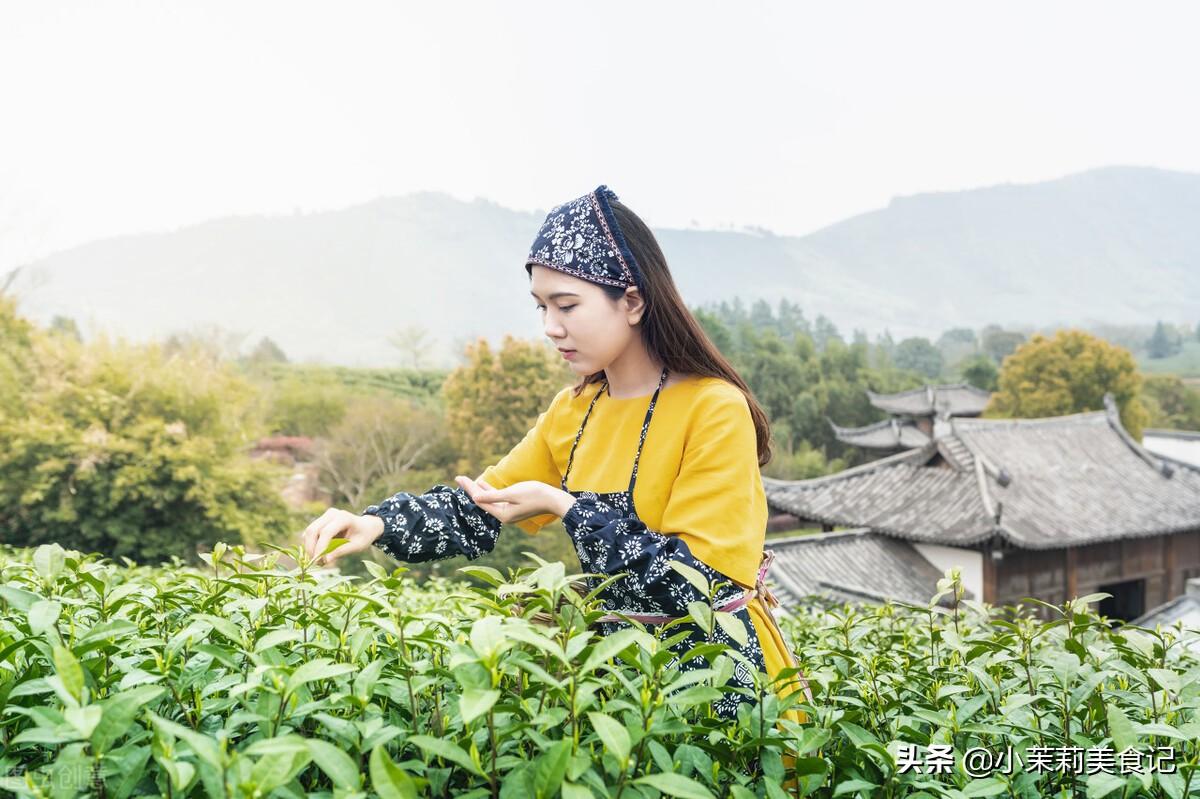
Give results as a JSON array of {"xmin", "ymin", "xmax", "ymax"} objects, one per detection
[
  {"xmin": 767, "ymin": 527, "xmax": 875, "ymax": 547},
  {"xmin": 945, "ymin": 423, "xmax": 1013, "ymax": 523},
  {"xmin": 762, "ymin": 442, "xmax": 935, "ymax": 489},
  {"xmin": 1102, "ymin": 393, "xmax": 1176, "ymax": 479},
  {"xmin": 828, "ymin": 416, "xmax": 900, "ymax": 435},
  {"xmin": 1144, "ymin": 428, "xmax": 1200, "ymax": 442},
  {"xmin": 954, "ymin": 408, "xmax": 1109, "ymax": 428}
]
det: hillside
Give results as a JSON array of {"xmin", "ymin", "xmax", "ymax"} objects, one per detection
[{"xmin": 8, "ymin": 166, "xmax": 1199, "ymax": 368}]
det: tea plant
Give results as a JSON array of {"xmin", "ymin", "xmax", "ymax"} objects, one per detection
[{"xmin": 2, "ymin": 546, "xmax": 1199, "ymax": 799}]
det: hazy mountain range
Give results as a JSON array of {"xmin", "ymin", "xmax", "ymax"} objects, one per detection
[{"xmin": 8, "ymin": 165, "xmax": 1199, "ymax": 368}]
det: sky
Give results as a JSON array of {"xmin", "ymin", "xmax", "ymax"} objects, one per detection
[{"xmin": 2, "ymin": 0, "xmax": 1199, "ymax": 271}]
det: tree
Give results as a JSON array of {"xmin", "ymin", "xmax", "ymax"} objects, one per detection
[
  {"xmin": 960, "ymin": 354, "xmax": 999, "ymax": 392},
  {"xmin": 812, "ymin": 315, "xmax": 843, "ymax": 353},
  {"xmin": 312, "ymin": 395, "xmax": 444, "ymax": 512},
  {"xmin": 388, "ymin": 324, "xmax": 434, "ymax": 369},
  {"xmin": 442, "ymin": 336, "xmax": 572, "ymax": 474},
  {"xmin": 693, "ymin": 308, "xmax": 733, "ymax": 354},
  {"xmin": 0, "ymin": 291, "xmax": 36, "ymax": 416},
  {"xmin": 0, "ymin": 331, "xmax": 295, "ymax": 563},
  {"xmin": 163, "ymin": 323, "xmax": 251, "ymax": 364},
  {"xmin": 1145, "ymin": 321, "xmax": 1179, "ymax": 359},
  {"xmin": 986, "ymin": 329, "xmax": 1148, "ymax": 438},
  {"xmin": 262, "ymin": 374, "xmax": 351, "ymax": 437},
  {"xmin": 776, "ymin": 298, "xmax": 811, "ymax": 342},
  {"xmin": 1142, "ymin": 374, "xmax": 1200, "ymax": 430},
  {"xmin": 936, "ymin": 327, "xmax": 978, "ymax": 369},
  {"xmin": 894, "ymin": 337, "xmax": 943, "ymax": 379},
  {"xmin": 245, "ymin": 336, "xmax": 289, "ymax": 365},
  {"xmin": 981, "ymin": 326, "xmax": 1026, "ymax": 363},
  {"xmin": 48, "ymin": 315, "xmax": 82, "ymax": 343}
]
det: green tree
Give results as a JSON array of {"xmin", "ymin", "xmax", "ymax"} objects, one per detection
[
  {"xmin": 936, "ymin": 327, "xmax": 978, "ymax": 369},
  {"xmin": 315, "ymin": 394, "xmax": 446, "ymax": 512},
  {"xmin": 0, "ymin": 292, "xmax": 36, "ymax": 416},
  {"xmin": 0, "ymin": 332, "xmax": 295, "ymax": 563},
  {"xmin": 245, "ymin": 335, "xmax": 289, "ymax": 365},
  {"xmin": 894, "ymin": 337, "xmax": 943, "ymax": 379},
  {"xmin": 981, "ymin": 326, "xmax": 1026, "ymax": 363},
  {"xmin": 47, "ymin": 315, "xmax": 82, "ymax": 343},
  {"xmin": 442, "ymin": 336, "xmax": 572, "ymax": 474},
  {"xmin": 262, "ymin": 374, "xmax": 351, "ymax": 437},
  {"xmin": 960, "ymin": 354, "xmax": 999, "ymax": 392},
  {"xmin": 1145, "ymin": 320, "xmax": 1179, "ymax": 359},
  {"xmin": 986, "ymin": 329, "xmax": 1148, "ymax": 437},
  {"xmin": 1142, "ymin": 374, "xmax": 1200, "ymax": 430}
]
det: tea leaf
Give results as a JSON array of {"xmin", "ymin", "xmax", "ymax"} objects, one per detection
[
  {"xmin": 460, "ymin": 688, "xmax": 500, "ymax": 725},
  {"xmin": 33, "ymin": 543, "xmax": 65, "ymax": 581},
  {"xmin": 254, "ymin": 628, "xmax": 305, "ymax": 652},
  {"xmin": 309, "ymin": 738, "xmax": 363, "ymax": 790},
  {"xmin": 408, "ymin": 735, "xmax": 485, "ymax": 777},
  {"xmin": 52, "ymin": 645, "xmax": 84, "ymax": 703},
  {"xmin": 587, "ymin": 711, "xmax": 631, "ymax": 764},
  {"xmin": 0, "ymin": 584, "xmax": 41, "ymax": 612},
  {"xmin": 713, "ymin": 610, "xmax": 748, "ymax": 647},
  {"xmin": 91, "ymin": 684, "xmax": 166, "ymax": 752},
  {"xmin": 27, "ymin": 599, "xmax": 62, "ymax": 638},
  {"xmin": 668, "ymin": 561, "xmax": 710, "ymax": 596},
  {"xmin": 579, "ymin": 627, "xmax": 641, "ymax": 676},
  {"xmin": 285, "ymin": 658, "xmax": 356, "ymax": 695},
  {"xmin": 635, "ymin": 772, "xmax": 716, "ymax": 799},
  {"xmin": 533, "ymin": 739, "xmax": 572, "ymax": 799},
  {"xmin": 1106, "ymin": 703, "xmax": 1138, "ymax": 753},
  {"xmin": 370, "ymin": 743, "xmax": 418, "ymax": 799}
]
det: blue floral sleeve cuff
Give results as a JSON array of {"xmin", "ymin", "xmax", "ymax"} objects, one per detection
[{"xmin": 561, "ymin": 493, "xmax": 625, "ymax": 539}]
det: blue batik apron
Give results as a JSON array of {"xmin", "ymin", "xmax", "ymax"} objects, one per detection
[{"xmin": 560, "ymin": 367, "xmax": 807, "ymax": 719}]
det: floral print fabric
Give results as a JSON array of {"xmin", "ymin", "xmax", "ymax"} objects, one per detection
[
  {"xmin": 525, "ymin": 185, "xmax": 640, "ymax": 290},
  {"xmin": 364, "ymin": 484, "xmax": 500, "ymax": 563},
  {"xmin": 562, "ymin": 489, "xmax": 767, "ymax": 720}
]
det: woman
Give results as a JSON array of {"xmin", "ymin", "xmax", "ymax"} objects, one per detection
[{"xmin": 301, "ymin": 185, "xmax": 809, "ymax": 725}]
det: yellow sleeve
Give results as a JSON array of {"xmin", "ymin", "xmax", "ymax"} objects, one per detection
[
  {"xmin": 479, "ymin": 388, "xmax": 565, "ymax": 535},
  {"xmin": 658, "ymin": 385, "xmax": 765, "ymax": 588}
]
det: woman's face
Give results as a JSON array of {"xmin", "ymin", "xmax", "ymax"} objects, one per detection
[{"xmin": 529, "ymin": 265, "xmax": 643, "ymax": 375}]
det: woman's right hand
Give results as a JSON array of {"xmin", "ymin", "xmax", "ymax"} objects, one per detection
[{"xmin": 300, "ymin": 508, "xmax": 386, "ymax": 567}]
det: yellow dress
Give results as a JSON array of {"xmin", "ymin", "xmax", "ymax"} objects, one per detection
[{"xmin": 481, "ymin": 373, "xmax": 808, "ymax": 727}]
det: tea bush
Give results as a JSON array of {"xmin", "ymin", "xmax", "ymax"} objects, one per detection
[{"xmin": 2, "ymin": 542, "xmax": 1199, "ymax": 799}]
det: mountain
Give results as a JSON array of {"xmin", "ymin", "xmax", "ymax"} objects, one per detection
[{"xmin": 8, "ymin": 166, "xmax": 1199, "ymax": 368}]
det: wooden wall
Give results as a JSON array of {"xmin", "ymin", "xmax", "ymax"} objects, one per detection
[{"xmin": 986, "ymin": 530, "xmax": 1200, "ymax": 621}]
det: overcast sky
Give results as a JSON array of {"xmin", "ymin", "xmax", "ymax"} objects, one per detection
[{"xmin": 2, "ymin": 1, "xmax": 1198, "ymax": 270}]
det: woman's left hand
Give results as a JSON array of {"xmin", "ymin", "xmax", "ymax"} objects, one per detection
[{"xmin": 455, "ymin": 476, "xmax": 575, "ymax": 524}]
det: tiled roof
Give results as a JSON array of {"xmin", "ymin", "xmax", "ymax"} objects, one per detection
[
  {"xmin": 830, "ymin": 417, "xmax": 930, "ymax": 450},
  {"xmin": 1133, "ymin": 579, "xmax": 1200, "ymax": 652},
  {"xmin": 765, "ymin": 395, "xmax": 1200, "ymax": 550},
  {"xmin": 765, "ymin": 528, "xmax": 969, "ymax": 611},
  {"xmin": 866, "ymin": 383, "xmax": 992, "ymax": 417}
]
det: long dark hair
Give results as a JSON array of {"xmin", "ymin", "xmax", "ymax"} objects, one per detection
[{"xmin": 562, "ymin": 200, "xmax": 773, "ymax": 467}]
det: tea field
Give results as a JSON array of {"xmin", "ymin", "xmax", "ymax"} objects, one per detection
[{"xmin": 2, "ymin": 542, "xmax": 1199, "ymax": 798}]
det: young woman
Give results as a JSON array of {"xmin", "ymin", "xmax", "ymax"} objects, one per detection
[{"xmin": 301, "ymin": 185, "xmax": 809, "ymax": 725}]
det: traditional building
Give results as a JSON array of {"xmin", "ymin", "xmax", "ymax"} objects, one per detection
[
  {"xmin": 765, "ymin": 392, "xmax": 1200, "ymax": 621},
  {"xmin": 764, "ymin": 528, "xmax": 972, "ymax": 611},
  {"xmin": 830, "ymin": 383, "xmax": 992, "ymax": 452},
  {"xmin": 1134, "ymin": 576, "xmax": 1200, "ymax": 651}
]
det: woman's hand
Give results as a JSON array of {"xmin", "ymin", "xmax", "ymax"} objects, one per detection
[
  {"xmin": 455, "ymin": 475, "xmax": 575, "ymax": 524},
  {"xmin": 300, "ymin": 508, "xmax": 386, "ymax": 567}
]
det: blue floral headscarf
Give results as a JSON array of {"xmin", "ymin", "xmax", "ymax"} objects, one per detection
[{"xmin": 525, "ymin": 185, "xmax": 644, "ymax": 293}]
